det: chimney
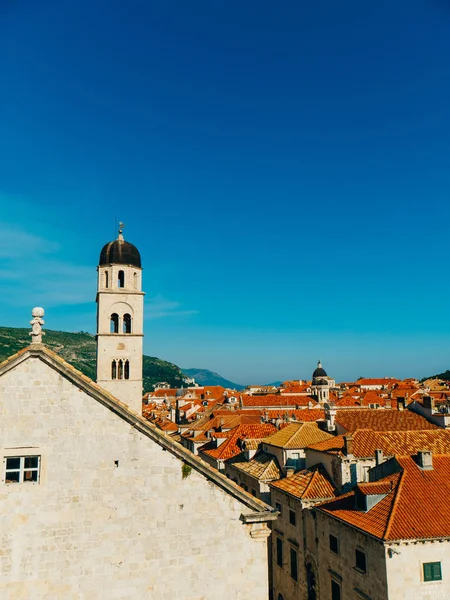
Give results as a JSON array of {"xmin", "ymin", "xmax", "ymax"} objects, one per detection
[
  {"xmin": 417, "ymin": 450, "xmax": 433, "ymax": 470},
  {"xmin": 284, "ymin": 467, "xmax": 295, "ymax": 478},
  {"xmin": 422, "ymin": 396, "xmax": 435, "ymax": 412},
  {"xmin": 397, "ymin": 397, "xmax": 405, "ymax": 411},
  {"xmin": 344, "ymin": 435, "xmax": 354, "ymax": 456},
  {"xmin": 375, "ymin": 449, "xmax": 384, "ymax": 466}
]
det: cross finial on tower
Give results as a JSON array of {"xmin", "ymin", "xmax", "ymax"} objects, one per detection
[{"xmin": 118, "ymin": 222, "xmax": 125, "ymax": 241}]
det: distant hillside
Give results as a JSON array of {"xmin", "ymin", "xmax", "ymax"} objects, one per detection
[
  {"xmin": 422, "ymin": 370, "xmax": 450, "ymax": 382},
  {"xmin": 182, "ymin": 368, "xmax": 244, "ymax": 390},
  {"xmin": 0, "ymin": 326, "xmax": 185, "ymax": 392}
]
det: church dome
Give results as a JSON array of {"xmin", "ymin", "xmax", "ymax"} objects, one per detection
[
  {"xmin": 312, "ymin": 361, "xmax": 327, "ymax": 379},
  {"xmin": 99, "ymin": 227, "xmax": 141, "ymax": 268}
]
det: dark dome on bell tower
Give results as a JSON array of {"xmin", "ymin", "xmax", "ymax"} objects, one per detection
[{"xmin": 99, "ymin": 225, "xmax": 141, "ymax": 268}]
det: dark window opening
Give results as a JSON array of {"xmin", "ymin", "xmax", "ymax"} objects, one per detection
[
  {"xmin": 123, "ymin": 313, "xmax": 132, "ymax": 334},
  {"xmin": 331, "ymin": 580, "xmax": 341, "ymax": 600},
  {"xmin": 110, "ymin": 313, "xmax": 119, "ymax": 333},
  {"xmin": 289, "ymin": 509, "xmax": 296, "ymax": 526},
  {"xmin": 277, "ymin": 594, "xmax": 284, "ymax": 600},
  {"xmin": 329, "ymin": 534, "xmax": 339, "ymax": 554},
  {"xmin": 118, "ymin": 359, "xmax": 123, "ymax": 380},
  {"xmin": 111, "ymin": 360, "xmax": 117, "ymax": 380},
  {"xmin": 118, "ymin": 270, "xmax": 125, "ymax": 288},
  {"xmin": 5, "ymin": 456, "xmax": 40, "ymax": 484},
  {"xmin": 355, "ymin": 549, "xmax": 367, "ymax": 573},
  {"xmin": 275, "ymin": 501, "xmax": 282, "ymax": 516},
  {"xmin": 276, "ymin": 537, "xmax": 283, "ymax": 567},
  {"xmin": 290, "ymin": 548, "xmax": 298, "ymax": 581},
  {"xmin": 251, "ymin": 489, "xmax": 256, "ymax": 497},
  {"xmin": 306, "ymin": 564, "xmax": 317, "ymax": 600},
  {"xmin": 124, "ymin": 360, "xmax": 130, "ymax": 380},
  {"xmin": 105, "ymin": 271, "xmax": 109, "ymax": 288},
  {"xmin": 423, "ymin": 562, "xmax": 442, "ymax": 582}
]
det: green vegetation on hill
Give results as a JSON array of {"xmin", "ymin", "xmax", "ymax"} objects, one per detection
[
  {"xmin": 182, "ymin": 367, "xmax": 244, "ymax": 390},
  {"xmin": 422, "ymin": 370, "xmax": 450, "ymax": 382},
  {"xmin": 0, "ymin": 326, "xmax": 185, "ymax": 392}
]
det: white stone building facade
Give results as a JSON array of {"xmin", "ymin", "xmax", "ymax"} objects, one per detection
[{"xmin": 0, "ymin": 347, "xmax": 276, "ymax": 599}]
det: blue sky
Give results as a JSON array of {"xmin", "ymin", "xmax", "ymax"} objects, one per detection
[{"xmin": 1, "ymin": 0, "xmax": 450, "ymax": 384}]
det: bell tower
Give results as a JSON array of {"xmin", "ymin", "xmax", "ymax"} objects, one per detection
[{"xmin": 96, "ymin": 224, "xmax": 144, "ymax": 414}]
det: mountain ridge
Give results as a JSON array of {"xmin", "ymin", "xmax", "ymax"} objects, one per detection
[
  {"xmin": 0, "ymin": 326, "xmax": 185, "ymax": 392},
  {"xmin": 182, "ymin": 367, "xmax": 244, "ymax": 390}
]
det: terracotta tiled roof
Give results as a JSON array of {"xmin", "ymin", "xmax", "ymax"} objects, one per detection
[
  {"xmin": 270, "ymin": 464, "xmax": 336, "ymax": 501},
  {"xmin": 357, "ymin": 378, "xmax": 399, "ymax": 386},
  {"xmin": 266, "ymin": 409, "xmax": 325, "ymax": 422},
  {"xmin": 181, "ymin": 414, "xmax": 262, "ymax": 440},
  {"xmin": 308, "ymin": 429, "xmax": 450, "ymax": 459},
  {"xmin": 280, "ymin": 384, "xmax": 310, "ymax": 394},
  {"xmin": 318, "ymin": 455, "xmax": 450, "ymax": 541},
  {"xmin": 229, "ymin": 451, "xmax": 282, "ymax": 481},
  {"xmin": 242, "ymin": 394, "xmax": 318, "ymax": 408},
  {"xmin": 263, "ymin": 422, "xmax": 333, "ymax": 449},
  {"xmin": 147, "ymin": 388, "xmax": 178, "ymax": 398},
  {"xmin": 335, "ymin": 409, "xmax": 437, "ymax": 433},
  {"xmin": 198, "ymin": 423, "xmax": 277, "ymax": 460},
  {"xmin": 356, "ymin": 481, "xmax": 392, "ymax": 496}
]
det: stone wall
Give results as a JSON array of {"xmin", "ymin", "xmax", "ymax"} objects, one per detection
[
  {"xmin": 385, "ymin": 540, "xmax": 450, "ymax": 599},
  {"xmin": 270, "ymin": 487, "xmax": 305, "ymax": 600},
  {"xmin": 0, "ymin": 356, "xmax": 270, "ymax": 600},
  {"xmin": 315, "ymin": 510, "xmax": 388, "ymax": 600}
]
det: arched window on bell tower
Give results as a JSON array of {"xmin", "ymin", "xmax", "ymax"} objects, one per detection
[
  {"xmin": 124, "ymin": 360, "xmax": 130, "ymax": 380},
  {"xmin": 105, "ymin": 271, "xmax": 109, "ymax": 288},
  {"xmin": 118, "ymin": 359, "xmax": 123, "ymax": 379},
  {"xmin": 123, "ymin": 313, "xmax": 132, "ymax": 334},
  {"xmin": 111, "ymin": 360, "xmax": 117, "ymax": 380},
  {"xmin": 110, "ymin": 313, "xmax": 119, "ymax": 333},
  {"xmin": 118, "ymin": 270, "xmax": 125, "ymax": 288}
]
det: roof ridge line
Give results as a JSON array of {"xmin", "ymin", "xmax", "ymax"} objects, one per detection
[
  {"xmin": 3, "ymin": 346, "xmax": 274, "ymax": 516},
  {"xmin": 383, "ymin": 470, "xmax": 404, "ymax": 540},
  {"xmin": 305, "ymin": 468, "xmax": 318, "ymax": 495}
]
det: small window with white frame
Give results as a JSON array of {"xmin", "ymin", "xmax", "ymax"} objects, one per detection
[{"xmin": 3, "ymin": 456, "xmax": 40, "ymax": 484}]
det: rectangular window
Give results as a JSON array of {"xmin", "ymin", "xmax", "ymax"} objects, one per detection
[
  {"xmin": 423, "ymin": 562, "xmax": 442, "ymax": 582},
  {"xmin": 276, "ymin": 537, "xmax": 283, "ymax": 567},
  {"xmin": 290, "ymin": 548, "xmax": 298, "ymax": 581},
  {"xmin": 355, "ymin": 549, "xmax": 367, "ymax": 573},
  {"xmin": 275, "ymin": 501, "xmax": 282, "ymax": 516},
  {"xmin": 331, "ymin": 580, "xmax": 341, "ymax": 600},
  {"xmin": 251, "ymin": 489, "xmax": 257, "ymax": 497},
  {"xmin": 289, "ymin": 509, "xmax": 296, "ymax": 526},
  {"xmin": 329, "ymin": 534, "xmax": 339, "ymax": 554},
  {"xmin": 4, "ymin": 456, "xmax": 40, "ymax": 484}
]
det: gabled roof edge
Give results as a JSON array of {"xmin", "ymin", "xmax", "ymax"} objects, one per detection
[{"xmin": 0, "ymin": 345, "xmax": 277, "ymax": 519}]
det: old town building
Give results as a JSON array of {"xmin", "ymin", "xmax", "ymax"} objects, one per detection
[{"xmin": 0, "ymin": 230, "xmax": 276, "ymax": 599}]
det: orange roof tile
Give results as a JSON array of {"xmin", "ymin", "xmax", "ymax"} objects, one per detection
[
  {"xmin": 335, "ymin": 409, "xmax": 437, "ymax": 433},
  {"xmin": 198, "ymin": 423, "xmax": 277, "ymax": 461},
  {"xmin": 229, "ymin": 451, "xmax": 282, "ymax": 481},
  {"xmin": 263, "ymin": 422, "xmax": 333, "ymax": 449},
  {"xmin": 266, "ymin": 409, "xmax": 325, "ymax": 422},
  {"xmin": 270, "ymin": 464, "xmax": 336, "ymax": 501},
  {"xmin": 242, "ymin": 394, "xmax": 318, "ymax": 408},
  {"xmin": 318, "ymin": 455, "xmax": 450, "ymax": 541},
  {"xmin": 308, "ymin": 428, "xmax": 450, "ymax": 458}
]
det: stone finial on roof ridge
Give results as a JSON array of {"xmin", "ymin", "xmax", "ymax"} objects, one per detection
[{"xmin": 30, "ymin": 307, "xmax": 45, "ymax": 344}]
